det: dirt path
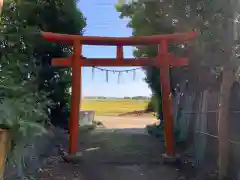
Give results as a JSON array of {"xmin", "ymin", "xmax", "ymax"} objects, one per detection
[
  {"xmin": 95, "ymin": 115, "xmax": 158, "ymax": 129},
  {"xmin": 34, "ymin": 116, "xmax": 200, "ymax": 180},
  {"xmin": 35, "ymin": 128, "xmax": 190, "ymax": 180}
]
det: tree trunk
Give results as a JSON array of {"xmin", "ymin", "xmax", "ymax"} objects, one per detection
[{"xmin": 218, "ymin": 68, "xmax": 235, "ymax": 180}]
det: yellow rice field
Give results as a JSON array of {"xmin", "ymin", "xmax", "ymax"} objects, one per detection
[{"xmin": 82, "ymin": 99, "xmax": 149, "ymax": 116}]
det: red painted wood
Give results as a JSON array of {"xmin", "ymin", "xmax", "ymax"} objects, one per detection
[
  {"xmin": 158, "ymin": 40, "xmax": 175, "ymax": 156},
  {"xmin": 116, "ymin": 46, "xmax": 124, "ymax": 62},
  {"xmin": 41, "ymin": 31, "xmax": 199, "ymax": 45},
  {"xmin": 41, "ymin": 30, "xmax": 198, "ymax": 156},
  {"xmin": 51, "ymin": 56, "xmax": 188, "ymax": 67},
  {"xmin": 69, "ymin": 41, "xmax": 82, "ymax": 154}
]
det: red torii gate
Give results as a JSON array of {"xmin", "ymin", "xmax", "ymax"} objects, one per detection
[{"xmin": 42, "ymin": 31, "xmax": 198, "ymax": 157}]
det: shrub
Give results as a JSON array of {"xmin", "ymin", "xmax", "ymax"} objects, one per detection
[{"xmin": 0, "ymin": 85, "xmax": 51, "ymax": 178}]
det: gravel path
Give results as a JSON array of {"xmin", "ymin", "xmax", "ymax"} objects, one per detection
[
  {"xmin": 34, "ymin": 128, "xmax": 184, "ymax": 180},
  {"xmin": 16, "ymin": 116, "xmax": 218, "ymax": 180}
]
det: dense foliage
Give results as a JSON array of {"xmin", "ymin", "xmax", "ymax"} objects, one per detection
[
  {"xmin": 116, "ymin": 0, "xmax": 186, "ymax": 120},
  {"xmin": 1, "ymin": 0, "xmax": 86, "ymax": 130},
  {"xmin": 0, "ymin": 0, "xmax": 86, "ymax": 176},
  {"xmin": 116, "ymin": 2, "xmax": 239, "ymax": 178},
  {"xmin": 116, "ymin": 0, "xmax": 239, "ymax": 119}
]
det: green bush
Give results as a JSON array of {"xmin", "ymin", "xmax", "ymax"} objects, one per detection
[{"xmin": 0, "ymin": 85, "xmax": 51, "ymax": 177}]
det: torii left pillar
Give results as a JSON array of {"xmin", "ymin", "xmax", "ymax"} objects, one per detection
[{"xmin": 69, "ymin": 40, "xmax": 82, "ymax": 153}]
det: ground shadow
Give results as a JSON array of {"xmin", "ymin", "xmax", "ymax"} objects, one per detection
[
  {"xmin": 79, "ymin": 128, "xmax": 163, "ymax": 164},
  {"xmin": 34, "ymin": 120, "xmax": 219, "ymax": 180},
  {"xmin": 35, "ymin": 126, "xmax": 186, "ymax": 180}
]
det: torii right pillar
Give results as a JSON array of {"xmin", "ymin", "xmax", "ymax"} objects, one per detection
[{"xmin": 158, "ymin": 39, "xmax": 185, "ymax": 159}]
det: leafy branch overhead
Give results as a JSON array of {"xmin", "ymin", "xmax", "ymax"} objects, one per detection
[{"xmin": 116, "ymin": 0, "xmax": 240, "ymax": 100}]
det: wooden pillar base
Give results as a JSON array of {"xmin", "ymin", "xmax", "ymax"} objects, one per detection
[
  {"xmin": 59, "ymin": 147, "xmax": 83, "ymax": 164},
  {"xmin": 161, "ymin": 153, "xmax": 180, "ymax": 165},
  {"xmin": 63, "ymin": 152, "xmax": 83, "ymax": 164}
]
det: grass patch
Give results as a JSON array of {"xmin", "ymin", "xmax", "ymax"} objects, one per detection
[{"xmin": 82, "ymin": 99, "xmax": 149, "ymax": 116}]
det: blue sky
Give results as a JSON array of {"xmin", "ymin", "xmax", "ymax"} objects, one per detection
[{"xmin": 77, "ymin": 0, "xmax": 151, "ymax": 97}]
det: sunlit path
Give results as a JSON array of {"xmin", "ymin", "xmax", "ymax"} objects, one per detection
[{"xmin": 95, "ymin": 116, "xmax": 158, "ymax": 129}]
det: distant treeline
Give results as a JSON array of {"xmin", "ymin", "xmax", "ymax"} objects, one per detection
[{"xmin": 84, "ymin": 96, "xmax": 150, "ymax": 100}]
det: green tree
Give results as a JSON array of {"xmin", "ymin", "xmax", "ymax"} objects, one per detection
[
  {"xmin": 0, "ymin": 0, "xmax": 86, "ymax": 176},
  {"xmin": 1, "ymin": 0, "xmax": 86, "ymax": 130},
  {"xmin": 29, "ymin": 0, "xmax": 86, "ymax": 129},
  {"xmin": 116, "ymin": 0, "xmax": 239, "ymax": 178},
  {"xmin": 116, "ymin": 0, "xmax": 239, "ymax": 116},
  {"xmin": 116, "ymin": 0, "xmax": 182, "ymax": 120}
]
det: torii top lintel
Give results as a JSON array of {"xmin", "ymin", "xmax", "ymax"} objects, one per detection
[
  {"xmin": 41, "ymin": 31, "xmax": 198, "ymax": 67},
  {"xmin": 41, "ymin": 31, "xmax": 198, "ymax": 46}
]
